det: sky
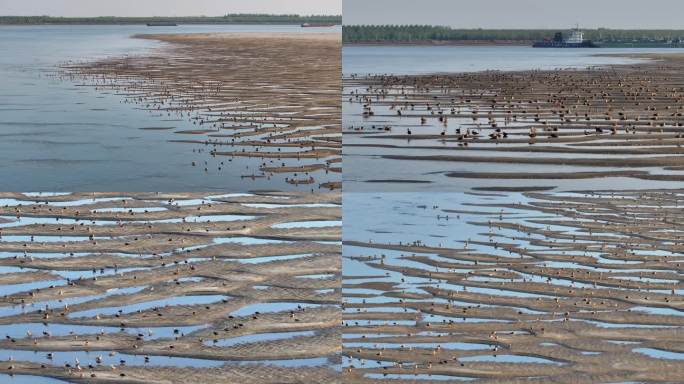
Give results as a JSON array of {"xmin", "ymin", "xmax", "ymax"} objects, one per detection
[
  {"xmin": 0, "ymin": 0, "xmax": 341, "ymax": 17},
  {"xmin": 344, "ymin": 0, "xmax": 684, "ymax": 29}
]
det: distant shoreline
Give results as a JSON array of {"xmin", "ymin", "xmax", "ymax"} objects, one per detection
[
  {"xmin": 344, "ymin": 40, "xmax": 684, "ymax": 48},
  {"xmin": 0, "ymin": 22, "xmax": 339, "ymax": 25},
  {"xmin": 0, "ymin": 15, "xmax": 342, "ymax": 26},
  {"xmin": 345, "ymin": 40, "xmax": 531, "ymax": 47},
  {"xmin": 343, "ymin": 26, "xmax": 684, "ymax": 48}
]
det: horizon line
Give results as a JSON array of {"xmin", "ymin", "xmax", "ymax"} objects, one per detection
[
  {"xmin": 341, "ymin": 24, "xmax": 684, "ymax": 30},
  {"xmin": 0, "ymin": 14, "xmax": 342, "ymax": 18}
]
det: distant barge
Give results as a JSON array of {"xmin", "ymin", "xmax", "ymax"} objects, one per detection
[
  {"xmin": 301, "ymin": 23, "xmax": 336, "ymax": 28},
  {"xmin": 146, "ymin": 22, "xmax": 178, "ymax": 27},
  {"xmin": 533, "ymin": 29, "xmax": 598, "ymax": 48}
]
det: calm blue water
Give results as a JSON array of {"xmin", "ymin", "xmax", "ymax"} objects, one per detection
[
  {"xmin": 0, "ymin": 25, "xmax": 340, "ymax": 191},
  {"xmin": 343, "ymin": 45, "xmax": 684, "ymax": 75}
]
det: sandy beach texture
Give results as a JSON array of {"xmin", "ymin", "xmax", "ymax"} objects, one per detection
[
  {"xmin": 0, "ymin": 191, "xmax": 341, "ymax": 383},
  {"xmin": 58, "ymin": 32, "xmax": 341, "ymax": 191},
  {"xmin": 343, "ymin": 54, "xmax": 684, "ymax": 187},
  {"xmin": 343, "ymin": 189, "xmax": 684, "ymax": 383}
]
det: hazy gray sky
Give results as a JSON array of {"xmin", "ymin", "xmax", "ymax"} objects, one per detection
[
  {"xmin": 344, "ymin": 0, "xmax": 684, "ymax": 29},
  {"xmin": 0, "ymin": 0, "xmax": 341, "ymax": 17}
]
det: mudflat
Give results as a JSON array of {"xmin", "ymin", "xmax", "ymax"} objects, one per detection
[
  {"xmin": 343, "ymin": 190, "xmax": 684, "ymax": 383},
  {"xmin": 343, "ymin": 53, "xmax": 684, "ymax": 189},
  {"xmin": 59, "ymin": 31, "xmax": 341, "ymax": 191},
  {"xmin": 0, "ymin": 191, "xmax": 341, "ymax": 383}
]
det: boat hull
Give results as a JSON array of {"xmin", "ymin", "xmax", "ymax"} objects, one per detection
[
  {"xmin": 533, "ymin": 41, "xmax": 599, "ymax": 48},
  {"xmin": 301, "ymin": 23, "xmax": 336, "ymax": 28}
]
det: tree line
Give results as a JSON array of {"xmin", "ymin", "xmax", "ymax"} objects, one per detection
[
  {"xmin": 0, "ymin": 14, "xmax": 341, "ymax": 25},
  {"xmin": 343, "ymin": 25, "xmax": 684, "ymax": 43}
]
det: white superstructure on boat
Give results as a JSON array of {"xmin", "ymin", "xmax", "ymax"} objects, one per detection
[{"xmin": 565, "ymin": 29, "xmax": 584, "ymax": 44}]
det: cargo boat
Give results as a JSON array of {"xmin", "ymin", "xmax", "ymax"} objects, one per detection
[
  {"xmin": 301, "ymin": 23, "xmax": 336, "ymax": 28},
  {"xmin": 533, "ymin": 28, "xmax": 598, "ymax": 48}
]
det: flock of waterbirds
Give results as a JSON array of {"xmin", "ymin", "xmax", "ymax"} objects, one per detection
[
  {"xmin": 343, "ymin": 189, "xmax": 684, "ymax": 383},
  {"xmin": 57, "ymin": 33, "xmax": 341, "ymax": 191},
  {"xmin": 344, "ymin": 57, "xmax": 684, "ymax": 184},
  {"xmin": 0, "ymin": 192, "xmax": 341, "ymax": 383}
]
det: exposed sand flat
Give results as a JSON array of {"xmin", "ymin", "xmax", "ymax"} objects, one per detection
[
  {"xmin": 597, "ymin": 52, "xmax": 684, "ymax": 61},
  {"xmin": 344, "ymin": 54, "xmax": 684, "ymax": 187},
  {"xmin": 58, "ymin": 31, "xmax": 341, "ymax": 191},
  {"xmin": 0, "ymin": 361, "xmax": 340, "ymax": 384},
  {"xmin": 0, "ymin": 192, "xmax": 341, "ymax": 383},
  {"xmin": 443, "ymin": 170, "xmax": 648, "ymax": 179},
  {"xmin": 343, "ymin": 190, "xmax": 684, "ymax": 383}
]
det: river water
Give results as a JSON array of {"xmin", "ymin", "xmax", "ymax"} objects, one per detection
[
  {"xmin": 343, "ymin": 45, "xmax": 684, "ymax": 75},
  {"xmin": 0, "ymin": 24, "xmax": 340, "ymax": 191}
]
